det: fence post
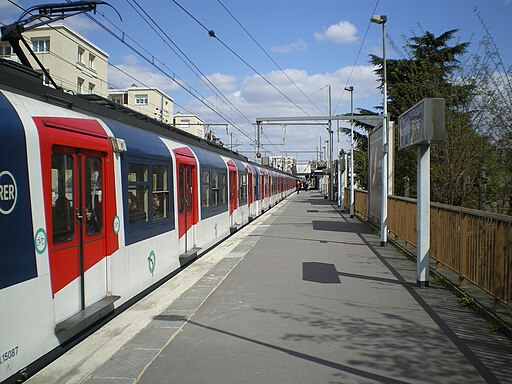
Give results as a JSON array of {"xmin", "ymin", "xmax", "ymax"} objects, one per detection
[
  {"xmin": 494, "ymin": 221, "xmax": 505, "ymax": 310},
  {"xmin": 459, "ymin": 213, "xmax": 469, "ymax": 287}
]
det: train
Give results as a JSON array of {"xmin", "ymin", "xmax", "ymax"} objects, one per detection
[{"xmin": 0, "ymin": 58, "xmax": 296, "ymax": 383}]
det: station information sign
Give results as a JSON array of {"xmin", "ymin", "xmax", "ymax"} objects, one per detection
[{"xmin": 398, "ymin": 98, "xmax": 445, "ymax": 149}]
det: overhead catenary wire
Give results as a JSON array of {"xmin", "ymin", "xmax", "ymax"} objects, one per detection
[
  {"xmin": 216, "ymin": 0, "xmax": 324, "ymax": 115},
  {"xmin": 127, "ymin": 0, "xmax": 254, "ymax": 127},
  {"xmin": 170, "ymin": 0, "xmax": 316, "ymax": 118},
  {"xmin": 90, "ymin": 3, "xmax": 281, "ymax": 156},
  {"xmin": 4, "ymin": 0, "xmax": 278, "ymax": 156},
  {"xmin": 333, "ymin": 0, "xmax": 380, "ymax": 115},
  {"xmin": 82, "ymin": 12, "xmax": 262, "ymax": 152}
]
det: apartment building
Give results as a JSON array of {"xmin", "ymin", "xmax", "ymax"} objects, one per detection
[
  {"xmin": 0, "ymin": 25, "xmax": 109, "ymax": 97},
  {"xmin": 173, "ymin": 112, "xmax": 205, "ymax": 139},
  {"xmin": 269, "ymin": 156, "xmax": 296, "ymax": 174},
  {"xmin": 108, "ymin": 87, "xmax": 174, "ymax": 125}
]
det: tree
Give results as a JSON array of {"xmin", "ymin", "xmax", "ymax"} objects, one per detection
[{"xmin": 369, "ymin": 28, "xmax": 510, "ymax": 210}]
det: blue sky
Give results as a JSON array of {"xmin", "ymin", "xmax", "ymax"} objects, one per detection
[{"xmin": 1, "ymin": 0, "xmax": 510, "ymax": 163}]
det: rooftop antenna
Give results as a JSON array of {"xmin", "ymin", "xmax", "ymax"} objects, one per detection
[{"xmin": 1, "ymin": 1, "xmax": 120, "ymax": 90}]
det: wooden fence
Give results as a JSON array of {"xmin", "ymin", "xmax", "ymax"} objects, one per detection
[{"xmin": 346, "ymin": 189, "xmax": 512, "ymax": 308}]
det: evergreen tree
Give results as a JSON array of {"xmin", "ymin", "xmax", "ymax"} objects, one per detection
[{"xmin": 369, "ymin": 29, "xmax": 493, "ymax": 207}]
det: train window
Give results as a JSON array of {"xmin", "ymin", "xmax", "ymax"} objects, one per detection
[
  {"xmin": 128, "ymin": 163, "xmax": 148, "ymax": 224},
  {"xmin": 152, "ymin": 165, "xmax": 169, "ymax": 220},
  {"xmin": 178, "ymin": 167, "xmax": 184, "ymax": 214},
  {"xmin": 51, "ymin": 153, "xmax": 74, "ymax": 243},
  {"xmin": 186, "ymin": 167, "xmax": 193, "ymax": 213},
  {"xmin": 238, "ymin": 173, "xmax": 247, "ymax": 201},
  {"xmin": 201, "ymin": 171, "xmax": 210, "ymax": 208},
  {"xmin": 85, "ymin": 157, "xmax": 103, "ymax": 236},
  {"xmin": 211, "ymin": 172, "xmax": 219, "ymax": 207},
  {"xmin": 220, "ymin": 173, "xmax": 227, "ymax": 204}
]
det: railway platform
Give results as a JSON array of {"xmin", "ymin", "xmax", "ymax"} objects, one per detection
[{"xmin": 26, "ymin": 191, "xmax": 512, "ymax": 384}]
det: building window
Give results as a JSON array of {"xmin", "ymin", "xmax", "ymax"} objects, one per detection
[
  {"xmin": 88, "ymin": 53, "xmax": 95, "ymax": 69},
  {"xmin": 77, "ymin": 77, "xmax": 84, "ymax": 93},
  {"xmin": 111, "ymin": 96, "xmax": 122, "ymax": 104},
  {"xmin": 32, "ymin": 38, "xmax": 50, "ymax": 53},
  {"xmin": 0, "ymin": 45, "xmax": 12, "ymax": 57},
  {"xmin": 181, "ymin": 119, "xmax": 190, "ymax": 127},
  {"xmin": 135, "ymin": 94, "xmax": 148, "ymax": 105},
  {"xmin": 77, "ymin": 46, "xmax": 85, "ymax": 64},
  {"xmin": 88, "ymin": 82, "xmax": 95, "ymax": 94}
]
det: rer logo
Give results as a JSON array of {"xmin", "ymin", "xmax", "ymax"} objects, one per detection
[{"xmin": 0, "ymin": 171, "xmax": 17, "ymax": 215}]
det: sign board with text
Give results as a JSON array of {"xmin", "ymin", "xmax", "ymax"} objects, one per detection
[{"xmin": 398, "ymin": 98, "xmax": 445, "ymax": 150}]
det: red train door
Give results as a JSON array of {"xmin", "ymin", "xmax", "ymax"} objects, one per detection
[
  {"xmin": 35, "ymin": 117, "xmax": 118, "ymax": 325},
  {"xmin": 261, "ymin": 172, "xmax": 265, "ymax": 200},
  {"xmin": 178, "ymin": 164, "xmax": 194, "ymax": 246},
  {"xmin": 227, "ymin": 161, "xmax": 238, "ymax": 215},
  {"xmin": 247, "ymin": 166, "xmax": 253, "ymax": 205},
  {"xmin": 174, "ymin": 148, "xmax": 198, "ymax": 253},
  {"xmin": 49, "ymin": 147, "xmax": 108, "ymax": 321}
]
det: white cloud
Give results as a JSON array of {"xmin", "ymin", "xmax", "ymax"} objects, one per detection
[
  {"xmin": 62, "ymin": 15, "xmax": 100, "ymax": 36},
  {"xmin": 270, "ymin": 39, "xmax": 308, "ymax": 53},
  {"xmin": 109, "ymin": 55, "xmax": 182, "ymax": 94},
  {"xmin": 184, "ymin": 65, "xmax": 380, "ymax": 156},
  {"xmin": 315, "ymin": 21, "xmax": 358, "ymax": 44},
  {"xmin": 203, "ymin": 72, "xmax": 237, "ymax": 92},
  {"xmin": 107, "ymin": 59, "xmax": 381, "ymax": 156}
]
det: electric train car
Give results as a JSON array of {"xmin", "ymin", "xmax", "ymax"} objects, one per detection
[{"xmin": 0, "ymin": 59, "xmax": 296, "ymax": 384}]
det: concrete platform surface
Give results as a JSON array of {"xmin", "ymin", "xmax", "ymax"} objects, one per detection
[{"xmin": 27, "ymin": 191, "xmax": 512, "ymax": 384}]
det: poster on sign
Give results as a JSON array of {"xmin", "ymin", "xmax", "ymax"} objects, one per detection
[{"xmin": 398, "ymin": 98, "xmax": 445, "ymax": 150}]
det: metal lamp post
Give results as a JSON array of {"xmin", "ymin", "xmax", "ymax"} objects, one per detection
[
  {"xmin": 371, "ymin": 14, "xmax": 388, "ymax": 247},
  {"xmin": 345, "ymin": 86, "xmax": 354, "ymax": 217}
]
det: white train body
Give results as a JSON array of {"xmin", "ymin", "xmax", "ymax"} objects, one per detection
[{"xmin": 0, "ymin": 60, "xmax": 295, "ymax": 383}]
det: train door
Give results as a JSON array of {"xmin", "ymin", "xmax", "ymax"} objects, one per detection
[
  {"xmin": 261, "ymin": 172, "xmax": 265, "ymax": 201},
  {"xmin": 50, "ymin": 147, "xmax": 108, "ymax": 322},
  {"xmin": 247, "ymin": 167, "xmax": 253, "ymax": 205},
  {"xmin": 178, "ymin": 164, "xmax": 194, "ymax": 251},
  {"xmin": 34, "ymin": 116, "xmax": 118, "ymax": 328},
  {"xmin": 174, "ymin": 148, "xmax": 198, "ymax": 254},
  {"xmin": 228, "ymin": 161, "xmax": 238, "ymax": 215}
]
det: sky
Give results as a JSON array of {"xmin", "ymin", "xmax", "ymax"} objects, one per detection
[{"xmin": 1, "ymin": 0, "xmax": 511, "ymax": 164}]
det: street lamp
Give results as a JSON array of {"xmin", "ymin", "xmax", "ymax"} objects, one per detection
[
  {"xmin": 371, "ymin": 14, "xmax": 388, "ymax": 247},
  {"xmin": 345, "ymin": 86, "xmax": 355, "ymax": 218},
  {"xmin": 328, "ymin": 85, "xmax": 333, "ymax": 201}
]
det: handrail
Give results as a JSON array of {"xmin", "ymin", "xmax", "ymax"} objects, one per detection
[{"xmin": 345, "ymin": 188, "xmax": 512, "ymax": 308}]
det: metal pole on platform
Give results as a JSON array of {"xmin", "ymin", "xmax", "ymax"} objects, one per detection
[
  {"xmin": 417, "ymin": 144, "xmax": 430, "ymax": 287},
  {"xmin": 328, "ymin": 85, "xmax": 333, "ymax": 200},
  {"xmin": 371, "ymin": 14, "xmax": 388, "ymax": 247},
  {"xmin": 345, "ymin": 86, "xmax": 354, "ymax": 217}
]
